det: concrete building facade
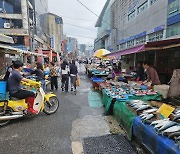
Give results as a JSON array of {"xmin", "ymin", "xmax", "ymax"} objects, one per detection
[
  {"xmin": 67, "ymin": 37, "xmax": 78, "ymax": 53},
  {"xmin": 78, "ymin": 44, "xmax": 86, "ymax": 53},
  {"xmin": 0, "ymin": 0, "xmax": 49, "ymax": 51},
  {"xmin": 166, "ymin": 0, "xmax": 180, "ymax": 38},
  {"xmin": 111, "ymin": 0, "xmax": 168, "ymax": 51},
  {"xmin": 96, "ymin": 0, "xmax": 180, "ymax": 52},
  {"xmin": 94, "ymin": 0, "xmax": 112, "ymax": 51},
  {"xmin": 42, "ymin": 13, "xmax": 63, "ymax": 53}
]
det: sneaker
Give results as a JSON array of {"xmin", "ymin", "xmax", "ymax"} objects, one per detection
[
  {"xmin": 71, "ymin": 87, "xmax": 73, "ymax": 91},
  {"xmin": 62, "ymin": 88, "xmax": 65, "ymax": 92}
]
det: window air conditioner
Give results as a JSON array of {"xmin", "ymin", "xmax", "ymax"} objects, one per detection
[{"xmin": 4, "ymin": 23, "xmax": 11, "ymax": 29}]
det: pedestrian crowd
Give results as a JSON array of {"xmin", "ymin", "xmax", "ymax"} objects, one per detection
[{"xmin": 4, "ymin": 59, "xmax": 80, "ymax": 93}]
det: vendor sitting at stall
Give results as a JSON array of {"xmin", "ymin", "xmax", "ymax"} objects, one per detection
[
  {"xmin": 136, "ymin": 61, "xmax": 145, "ymax": 81},
  {"xmin": 143, "ymin": 61, "xmax": 161, "ymax": 86}
]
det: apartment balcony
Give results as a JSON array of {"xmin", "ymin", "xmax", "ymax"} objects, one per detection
[
  {"xmin": 0, "ymin": 28, "xmax": 28, "ymax": 36},
  {"xmin": 0, "ymin": 13, "xmax": 22, "ymax": 20}
]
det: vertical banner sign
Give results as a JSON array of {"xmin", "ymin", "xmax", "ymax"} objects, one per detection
[{"xmin": 50, "ymin": 35, "xmax": 55, "ymax": 50}]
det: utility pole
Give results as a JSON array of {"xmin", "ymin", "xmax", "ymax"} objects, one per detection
[{"xmin": 26, "ymin": 0, "xmax": 35, "ymax": 66}]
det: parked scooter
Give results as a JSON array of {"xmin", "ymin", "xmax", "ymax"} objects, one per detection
[{"xmin": 0, "ymin": 80, "xmax": 59, "ymax": 126}]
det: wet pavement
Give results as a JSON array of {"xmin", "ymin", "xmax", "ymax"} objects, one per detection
[{"xmin": 0, "ymin": 65, "xmax": 138, "ymax": 154}]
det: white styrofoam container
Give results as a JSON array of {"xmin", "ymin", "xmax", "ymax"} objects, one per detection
[{"xmin": 154, "ymin": 85, "xmax": 170, "ymax": 99}]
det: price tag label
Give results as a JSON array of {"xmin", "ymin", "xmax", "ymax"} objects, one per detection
[{"xmin": 158, "ymin": 104, "xmax": 175, "ymax": 118}]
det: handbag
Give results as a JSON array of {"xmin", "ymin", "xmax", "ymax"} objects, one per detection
[{"xmin": 76, "ymin": 76, "xmax": 81, "ymax": 86}]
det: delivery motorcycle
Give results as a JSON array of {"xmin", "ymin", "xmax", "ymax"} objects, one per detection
[{"xmin": 0, "ymin": 80, "xmax": 59, "ymax": 126}]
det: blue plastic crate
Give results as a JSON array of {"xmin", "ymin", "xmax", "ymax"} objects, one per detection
[{"xmin": 91, "ymin": 77, "xmax": 104, "ymax": 83}]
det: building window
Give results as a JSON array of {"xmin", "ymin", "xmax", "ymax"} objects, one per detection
[
  {"xmin": 148, "ymin": 31, "xmax": 163, "ymax": 42},
  {"xmin": 167, "ymin": 22, "xmax": 180, "ymax": 37},
  {"xmin": 137, "ymin": 1, "xmax": 148, "ymax": 15},
  {"xmin": 150, "ymin": 0, "xmax": 159, "ymax": 5},
  {"xmin": 136, "ymin": 36, "xmax": 146, "ymax": 45},
  {"xmin": 120, "ymin": 43, "xmax": 126, "ymax": 50},
  {"xmin": 168, "ymin": 0, "xmax": 180, "ymax": 18},
  {"xmin": 127, "ymin": 40, "xmax": 134, "ymax": 48},
  {"xmin": 128, "ymin": 11, "xmax": 135, "ymax": 21}
]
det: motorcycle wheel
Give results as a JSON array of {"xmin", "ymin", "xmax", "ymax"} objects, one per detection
[
  {"xmin": 43, "ymin": 96, "xmax": 59, "ymax": 115},
  {"xmin": 0, "ymin": 107, "xmax": 12, "ymax": 126}
]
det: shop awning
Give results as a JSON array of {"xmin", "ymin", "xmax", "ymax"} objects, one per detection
[
  {"xmin": 105, "ymin": 45, "xmax": 145, "ymax": 57},
  {"xmin": 0, "ymin": 34, "xmax": 14, "ymax": 44},
  {"xmin": 42, "ymin": 50, "xmax": 57, "ymax": 57},
  {"xmin": 145, "ymin": 37, "xmax": 180, "ymax": 50},
  {"xmin": 0, "ymin": 44, "xmax": 21, "ymax": 54},
  {"xmin": 105, "ymin": 37, "xmax": 180, "ymax": 57}
]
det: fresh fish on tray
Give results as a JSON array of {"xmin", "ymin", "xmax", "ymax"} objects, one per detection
[
  {"xmin": 139, "ymin": 113, "xmax": 148, "ymax": 118},
  {"xmin": 141, "ymin": 115, "xmax": 148, "ymax": 120},
  {"xmin": 168, "ymin": 131, "xmax": 180, "ymax": 139},
  {"xmin": 158, "ymin": 121, "xmax": 177, "ymax": 132},
  {"xmin": 143, "ymin": 108, "xmax": 158, "ymax": 114},
  {"xmin": 176, "ymin": 136, "xmax": 180, "ymax": 141},
  {"xmin": 163, "ymin": 126, "xmax": 180, "ymax": 134},
  {"xmin": 144, "ymin": 114, "xmax": 154, "ymax": 120},
  {"xmin": 150, "ymin": 119, "xmax": 169, "ymax": 126},
  {"xmin": 173, "ymin": 115, "xmax": 180, "ymax": 121},
  {"xmin": 136, "ymin": 105, "xmax": 150, "ymax": 111},
  {"xmin": 154, "ymin": 120, "xmax": 171, "ymax": 129}
]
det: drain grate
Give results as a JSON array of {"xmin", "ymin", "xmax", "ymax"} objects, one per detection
[{"xmin": 83, "ymin": 134, "xmax": 136, "ymax": 154}]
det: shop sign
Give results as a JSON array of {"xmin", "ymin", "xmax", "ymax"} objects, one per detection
[
  {"xmin": 147, "ymin": 25, "xmax": 165, "ymax": 35},
  {"xmin": 0, "ymin": 29, "xmax": 28, "ymax": 36},
  {"xmin": 50, "ymin": 35, "xmax": 55, "ymax": 50},
  {"xmin": 158, "ymin": 104, "xmax": 175, "ymax": 118}
]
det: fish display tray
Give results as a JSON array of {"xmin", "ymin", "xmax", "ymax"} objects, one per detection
[{"xmin": 83, "ymin": 134, "xmax": 136, "ymax": 154}]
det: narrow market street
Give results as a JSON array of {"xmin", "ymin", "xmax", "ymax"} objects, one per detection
[{"xmin": 0, "ymin": 65, "xmax": 137, "ymax": 154}]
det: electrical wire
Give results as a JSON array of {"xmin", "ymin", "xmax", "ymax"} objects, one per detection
[
  {"xmin": 62, "ymin": 16, "xmax": 96, "ymax": 22},
  {"xmin": 64, "ymin": 33, "xmax": 95, "ymax": 39},
  {"xmin": 75, "ymin": 0, "xmax": 168, "ymax": 40},
  {"xmin": 64, "ymin": 22, "xmax": 97, "ymax": 32}
]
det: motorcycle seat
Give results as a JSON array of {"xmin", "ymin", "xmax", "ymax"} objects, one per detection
[{"xmin": 10, "ymin": 97, "xmax": 22, "ymax": 101}]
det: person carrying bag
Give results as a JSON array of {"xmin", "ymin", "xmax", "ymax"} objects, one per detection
[
  {"xmin": 70, "ymin": 60, "xmax": 78, "ymax": 92},
  {"xmin": 61, "ymin": 60, "xmax": 70, "ymax": 92}
]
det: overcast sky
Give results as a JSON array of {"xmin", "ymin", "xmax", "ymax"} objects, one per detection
[{"xmin": 48, "ymin": 0, "xmax": 106, "ymax": 45}]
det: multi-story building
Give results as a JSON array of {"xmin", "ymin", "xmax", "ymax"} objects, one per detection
[
  {"xmin": 61, "ymin": 35, "xmax": 68, "ymax": 56},
  {"xmin": 112, "ymin": 0, "xmax": 168, "ymax": 51},
  {"xmin": 29, "ymin": 0, "xmax": 49, "ymax": 50},
  {"xmin": 96, "ymin": 0, "xmax": 180, "ymax": 51},
  {"xmin": 67, "ymin": 37, "xmax": 78, "ymax": 53},
  {"xmin": 42, "ymin": 13, "xmax": 63, "ymax": 53},
  {"xmin": 0, "ymin": 0, "xmax": 49, "ymax": 51},
  {"xmin": 166, "ymin": 0, "xmax": 180, "ymax": 38},
  {"xmin": 78, "ymin": 44, "xmax": 86, "ymax": 53},
  {"xmin": 94, "ymin": 0, "xmax": 114, "ymax": 51},
  {"xmin": 96, "ymin": 0, "xmax": 180, "ymax": 83}
]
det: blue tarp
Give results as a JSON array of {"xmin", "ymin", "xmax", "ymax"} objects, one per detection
[{"xmin": 133, "ymin": 117, "xmax": 180, "ymax": 154}]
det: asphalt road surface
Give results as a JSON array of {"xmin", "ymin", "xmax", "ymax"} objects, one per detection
[{"xmin": 0, "ymin": 66, "xmax": 106, "ymax": 154}]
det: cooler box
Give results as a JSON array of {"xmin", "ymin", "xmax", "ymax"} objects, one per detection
[{"xmin": 0, "ymin": 81, "xmax": 8, "ymax": 101}]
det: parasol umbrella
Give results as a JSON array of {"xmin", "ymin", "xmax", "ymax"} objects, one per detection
[{"xmin": 93, "ymin": 49, "xmax": 111, "ymax": 58}]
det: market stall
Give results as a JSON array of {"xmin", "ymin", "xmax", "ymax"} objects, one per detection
[
  {"xmin": 88, "ymin": 50, "xmax": 180, "ymax": 153},
  {"xmin": 133, "ymin": 117, "xmax": 180, "ymax": 154}
]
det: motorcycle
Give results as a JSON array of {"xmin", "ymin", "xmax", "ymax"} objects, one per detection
[{"xmin": 0, "ymin": 80, "xmax": 59, "ymax": 126}]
